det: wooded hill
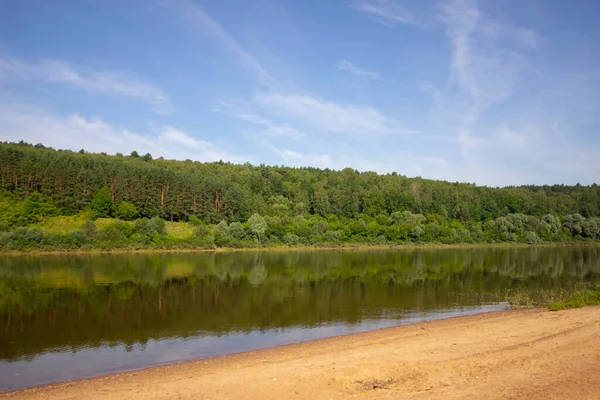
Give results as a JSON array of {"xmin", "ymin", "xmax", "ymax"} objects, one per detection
[{"xmin": 0, "ymin": 141, "xmax": 599, "ymax": 248}]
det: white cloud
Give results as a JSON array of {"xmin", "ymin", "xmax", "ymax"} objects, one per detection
[
  {"xmin": 0, "ymin": 105, "xmax": 247, "ymax": 163},
  {"xmin": 254, "ymin": 92, "xmax": 419, "ymax": 136},
  {"xmin": 350, "ymin": 0, "xmax": 424, "ymax": 27},
  {"xmin": 337, "ymin": 59, "xmax": 384, "ymax": 81},
  {"xmin": 0, "ymin": 57, "xmax": 170, "ymax": 112},
  {"xmin": 438, "ymin": 0, "xmax": 539, "ymax": 110},
  {"xmin": 159, "ymin": 0, "xmax": 279, "ymax": 89}
]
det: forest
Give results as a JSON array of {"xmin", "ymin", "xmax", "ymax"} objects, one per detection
[{"xmin": 0, "ymin": 141, "xmax": 599, "ymax": 251}]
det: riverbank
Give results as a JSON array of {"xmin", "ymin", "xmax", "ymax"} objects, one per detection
[
  {"xmin": 3, "ymin": 307, "xmax": 599, "ymax": 399},
  {"xmin": 1, "ymin": 241, "xmax": 599, "ymax": 256}
]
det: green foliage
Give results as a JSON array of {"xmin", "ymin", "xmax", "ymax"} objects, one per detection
[
  {"xmin": 282, "ymin": 233, "xmax": 301, "ymax": 245},
  {"xmin": 248, "ymin": 213, "xmax": 267, "ymax": 242},
  {"xmin": 189, "ymin": 215, "xmax": 202, "ymax": 226},
  {"xmin": 193, "ymin": 224, "xmax": 209, "ymax": 238},
  {"xmin": 115, "ymin": 202, "xmax": 138, "ymax": 220},
  {"xmin": 562, "ymin": 214, "xmax": 586, "ymax": 236},
  {"xmin": 228, "ymin": 222, "xmax": 246, "ymax": 239},
  {"xmin": 549, "ymin": 285, "xmax": 600, "ymax": 311},
  {"xmin": 91, "ymin": 187, "xmax": 114, "ymax": 219},
  {"xmin": 524, "ymin": 231, "xmax": 541, "ymax": 244},
  {"xmin": 0, "ymin": 142, "xmax": 600, "ymax": 251},
  {"xmin": 17, "ymin": 191, "xmax": 56, "ymax": 225}
]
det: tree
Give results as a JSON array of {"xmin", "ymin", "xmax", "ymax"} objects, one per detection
[
  {"xmin": 229, "ymin": 222, "xmax": 246, "ymax": 239},
  {"xmin": 562, "ymin": 214, "xmax": 585, "ymax": 236},
  {"xmin": 115, "ymin": 202, "xmax": 138, "ymax": 220},
  {"xmin": 91, "ymin": 187, "xmax": 114, "ymax": 219},
  {"xmin": 18, "ymin": 191, "xmax": 56, "ymax": 225},
  {"xmin": 311, "ymin": 186, "xmax": 330, "ymax": 217},
  {"xmin": 248, "ymin": 213, "xmax": 267, "ymax": 243}
]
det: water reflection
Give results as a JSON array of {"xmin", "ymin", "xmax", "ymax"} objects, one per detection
[{"xmin": 0, "ymin": 247, "xmax": 599, "ymax": 390}]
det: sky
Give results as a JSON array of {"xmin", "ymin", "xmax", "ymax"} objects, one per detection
[{"xmin": 1, "ymin": 0, "xmax": 599, "ymax": 187}]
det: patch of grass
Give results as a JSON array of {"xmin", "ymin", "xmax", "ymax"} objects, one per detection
[
  {"xmin": 37, "ymin": 211, "xmax": 93, "ymax": 233},
  {"xmin": 549, "ymin": 285, "xmax": 600, "ymax": 311},
  {"xmin": 165, "ymin": 221, "xmax": 194, "ymax": 239},
  {"xmin": 484, "ymin": 284, "xmax": 597, "ymax": 309}
]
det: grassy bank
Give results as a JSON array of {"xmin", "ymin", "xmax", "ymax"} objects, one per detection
[{"xmin": 550, "ymin": 285, "xmax": 600, "ymax": 311}]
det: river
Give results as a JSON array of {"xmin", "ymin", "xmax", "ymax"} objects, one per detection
[{"xmin": 1, "ymin": 246, "xmax": 599, "ymax": 391}]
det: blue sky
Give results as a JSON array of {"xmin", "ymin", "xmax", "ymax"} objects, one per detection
[{"xmin": 1, "ymin": 0, "xmax": 599, "ymax": 187}]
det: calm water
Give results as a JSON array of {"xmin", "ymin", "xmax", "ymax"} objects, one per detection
[{"xmin": 1, "ymin": 247, "xmax": 599, "ymax": 391}]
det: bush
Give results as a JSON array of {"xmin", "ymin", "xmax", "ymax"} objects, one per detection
[
  {"xmin": 69, "ymin": 230, "xmax": 88, "ymax": 247},
  {"xmin": 104, "ymin": 219, "xmax": 134, "ymax": 238},
  {"xmin": 189, "ymin": 215, "xmax": 202, "ymax": 226},
  {"xmin": 149, "ymin": 217, "xmax": 166, "ymax": 236},
  {"xmin": 25, "ymin": 227, "xmax": 44, "ymax": 243},
  {"xmin": 193, "ymin": 224, "xmax": 210, "ymax": 238},
  {"xmin": 83, "ymin": 220, "xmax": 96, "ymax": 237},
  {"xmin": 95, "ymin": 229, "xmax": 127, "ymax": 244},
  {"xmin": 229, "ymin": 222, "xmax": 246, "ymax": 239},
  {"xmin": 115, "ymin": 202, "xmax": 138, "ymax": 220},
  {"xmin": 282, "ymin": 233, "xmax": 301, "ymax": 245},
  {"xmin": 525, "ymin": 231, "xmax": 541, "ymax": 244},
  {"xmin": 130, "ymin": 233, "xmax": 150, "ymax": 245}
]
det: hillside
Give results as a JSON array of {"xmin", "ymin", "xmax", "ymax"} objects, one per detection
[{"xmin": 0, "ymin": 141, "xmax": 599, "ymax": 251}]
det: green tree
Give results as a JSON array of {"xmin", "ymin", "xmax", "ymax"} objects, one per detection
[
  {"xmin": 91, "ymin": 187, "xmax": 114, "ymax": 219},
  {"xmin": 115, "ymin": 202, "xmax": 138, "ymax": 220},
  {"xmin": 17, "ymin": 191, "xmax": 56, "ymax": 225},
  {"xmin": 248, "ymin": 213, "xmax": 267, "ymax": 243}
]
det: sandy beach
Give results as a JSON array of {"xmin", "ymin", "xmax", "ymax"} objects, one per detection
[{"xmin": 3, "ymin": 307, "xmax": 599, "ymax": 400}]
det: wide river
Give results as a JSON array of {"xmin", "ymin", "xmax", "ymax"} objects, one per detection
[{"xmin": 1, "ymin": 247, "xmax": 599, "ymax": 391}]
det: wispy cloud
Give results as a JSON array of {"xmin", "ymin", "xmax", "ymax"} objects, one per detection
[
  {"xmin": 159, "ymin": 0, "xmax": 279, "ymax": 89},
  {"xmin": 350, "ymin": 0, "xmax": 424, "ymax": 27},
  {"xmin": 254, "ymin": 92, "xmax": 419, "ymax": 136},
  {"xmin": 214, "ymin": 103, "xmax": 308, "ymax": 141},
  {"xmin": 0, "ymin": 57, "xmax": 170, "ymax": 112},
  {"xmin": 434, "ymin": 0, "xmax": 541, "ymax": 156},
  {"xmin": 337, "ymin": 59, "xmax": 384, "ymax": 80},
  {"xmin": 0, "ymin": 105, "xmax": 247, "ymax": 163},
  {"xmin": 438, "ymin": 0, "xmax": 539, "ymax": 110}
]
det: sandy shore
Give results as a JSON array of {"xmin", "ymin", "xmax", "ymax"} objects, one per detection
[{"xmin": 3, "ymin": 307, "xmax": 599, "ymax": 399}]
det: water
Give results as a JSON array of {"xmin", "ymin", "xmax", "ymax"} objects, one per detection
[{"xmin": 1, "ymin": 247, "xmax": 599, "ymax": 391}]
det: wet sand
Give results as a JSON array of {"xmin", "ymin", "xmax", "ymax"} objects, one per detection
[{"xmin": 3, "ymin": 307, "xmax": 599, "ymax": 399}]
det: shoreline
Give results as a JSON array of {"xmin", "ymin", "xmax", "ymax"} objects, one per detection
[
  {"xmin": 3, "ymin": 307, "xmax": 599, "ymax": 399},
  {"xmin": 1, "ymin": 241, "xmax": 599, "ymax": 256}
]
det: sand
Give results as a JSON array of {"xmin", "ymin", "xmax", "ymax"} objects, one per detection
[{"xmin": 3, "ymin": 307, "xmax": 599, "ymax": 400}]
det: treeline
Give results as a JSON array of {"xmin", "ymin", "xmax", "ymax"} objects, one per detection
[{"xmin": 0, "ymin": 141, "xmax": 599, "ymax": 250}]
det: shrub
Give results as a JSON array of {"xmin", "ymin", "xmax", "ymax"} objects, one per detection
[
  {"xmin": 149, "ymin": 217, "xmax": 166, "ymax": 236},
  {"xmin": 83, "ymin": 220, "xmax": 96, "ymax": 237},
  {"xmin": 193, "ymin": 224, "xmax": 210, "ymax": 238},
  {"xmin": 25, "ymin": 227, "xmax": 44, "ymax": 243},
  {"xmin": 69, "ymin": 230, "xmax": 88, "ymax": 247},
  {"xmin": 104, "ymin": 219, "xmax": 134, "ymax": 238},
  {"xmin": 189, "ymin": 215, "xmax": 202, "ymax": 226},
  {"xmin": 282, "ymin": 233, "xmax": 301, "ymax": 245},
  {"xmin": 228, "ymin": 222, "xmax": 246, "ymax": 239},
  {"xmin": 525, "ymin": 231, "xmax": 541, "ymax": 244},
  {"xmin": 115, "ymin": 202, "xmax": 138, "ymax": 220}
]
